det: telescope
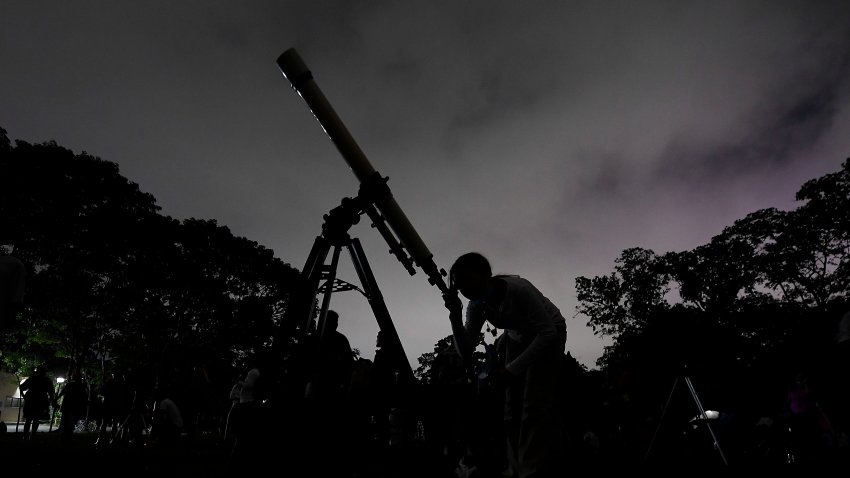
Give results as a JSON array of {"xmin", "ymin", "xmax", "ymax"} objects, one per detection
[
  {"xmin": 277, "ymin": 48, "xmax": 449, "ymax": 294},
  {"xmin": 276, "ymin": 48, "xmax": 451, "ymax": 390}
]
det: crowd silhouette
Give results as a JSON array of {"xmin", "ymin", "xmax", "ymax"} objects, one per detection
[
  {"xmin": 1, "ymin": 306, "xmax": 849, "ymax": 474},
  {"xmin": 2, "ymin": 256, "xmax": 850, "ymax": 475}
]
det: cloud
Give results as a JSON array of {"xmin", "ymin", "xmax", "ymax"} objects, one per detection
[{"xmin": 2, "ymin": 1, "xmax": 850, "ymax": 368}]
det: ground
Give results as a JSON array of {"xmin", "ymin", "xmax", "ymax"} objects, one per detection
[{"xmin": 0, "ymin": 430, "xmax": 228, "ymax": 473}]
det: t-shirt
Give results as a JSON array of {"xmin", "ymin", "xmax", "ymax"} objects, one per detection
[{"xmin": 463, "ymin": 275, "xmax": 567, "ymax": 375}]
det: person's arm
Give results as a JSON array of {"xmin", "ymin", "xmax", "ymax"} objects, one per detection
[{"xmin": 444, "ymin": 291, "xmax": 484, "ymax": 365}]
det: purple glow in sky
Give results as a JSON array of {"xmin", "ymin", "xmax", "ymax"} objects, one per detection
[{"xmin": 1, "ymin": 1, "xmax": 849, "ymax": 368}]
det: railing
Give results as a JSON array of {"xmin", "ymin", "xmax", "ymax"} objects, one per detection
[
  {"xmin": 4, "ymin": 396, "xmax": 23, "ymax": 432},
  {"xmin": 4, "ymin": 395, "xmax": 23, "ymax": 408}
]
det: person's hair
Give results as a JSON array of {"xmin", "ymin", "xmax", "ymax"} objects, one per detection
[{"xmin": 450, "ymin": 252, "xmax": 492, "ymax": 285}]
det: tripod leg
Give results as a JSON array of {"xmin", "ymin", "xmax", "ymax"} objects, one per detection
[
  {"xmin": 645, "ymin": 377, "xmax": 680, "ymax": 461},
  {"xmin": 346, "ymin": 238, "xmax": 415, "ymax": 384},
  {"xmin": 684, "ymin": 376, "xmax": 728, "ymax": 465},
  {"xmin": 315, "ymin": 245, "xmax": 343, "ymax": 344},
  {"xmin": 293, "ymin": 236, "xmax": 333, "ymax": 338}
]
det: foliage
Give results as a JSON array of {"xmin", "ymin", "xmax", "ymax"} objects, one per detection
[
  {"xmin": 576, "ymin": 247, "xmax": 670, "ymax": 338},
  {"xmin": 575, "ymin": 158, "xmax": 850, "ymax": 410},
  {"xmin": 415, "ymin": 332, "xmax": 489, "ymax": 385},
  {"xmin": 0, "ymin": 127, "xmax": 299, "ymax": 385}
]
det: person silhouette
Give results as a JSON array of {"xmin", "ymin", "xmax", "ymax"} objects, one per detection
[
  {"xmin": 371, "ymin": 329, "xmax": 410, "ymax": 452},
  {"xmin": 309, "ymin": 310, "xmax": 354, "ymax": 402},
  {"xmin": 96, "ymin": 371, "xmax": 130, "ymax": 446},
  {"xmin": 151, "ymin": 384, "xmax": 184, "ymax": 449},
  {"xmin": 223, "ymin": 376, "xmax": 244, "ymax": 447},
  {"xmin": 831, "ymin": 311, "xmax": 850, "ymax": 447},
  {"xmin": 372, "ymin": 330, "xmax": 402, "ymax": 425},
  {"xmin": 443, "ymin": 252, "xmax": 567, "ymax": 478},
  {"xmin": 56, "ymin": 371, "xmax": 89, "ymax": 441},
  {"xmin": 228, "ymin": 357, "xmax": 270, "ymax": 469},
  {"xmin": 785, "ymin": 366, "xmax": 832, "ymax": 464},
  {"xmin": 117, "ymin": 367, "xmax": 153, "ymax": 448},
  {"xmin": 301, "ymin": 310, "xmax": 355, "ymax": 475},
  {"xmin": 19, "ymin": 367, "xmax": 55, "ymax": 440}
]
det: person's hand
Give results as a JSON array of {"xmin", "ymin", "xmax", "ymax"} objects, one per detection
[{"xmin": 443, "ymin": 289, "xmax": 463, "ymax": 318}]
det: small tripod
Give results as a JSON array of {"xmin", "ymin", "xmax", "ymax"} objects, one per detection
[{"xmin": 644, "ymin": 371, "xmax": 729, "ymax": 465}]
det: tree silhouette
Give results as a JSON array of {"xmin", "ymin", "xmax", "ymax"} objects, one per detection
[
  {"xmin": 576, "ymin": 246, "xmax": 671, "ymax": 369},
  {"xmin": 575, "ymin": 158, "xmax": 850, "ymax": 426},
  {"xmin": 0, "ymin": 127, "xmax": 299, "ymax": 385},
  {"xmin": 415, "ymin": 332, "xmax": 490, "ymax": 385}
]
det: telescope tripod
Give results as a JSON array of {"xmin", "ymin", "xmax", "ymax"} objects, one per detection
[
  {"xmin": 293, "ymin": 189, "xmax": 418, "ymax": 390},
  {"xmin": 644, "ymin": 372, "xmax": 729, "ymax": 465},
  {"xmin": 301, "ymin": 233, "xmax": 415, "ymax": 384},
  {"xmin": 277, "ymin": 48, "xmax": 449, "ymax": 387},
  {"xmin": 276, "ymin": 47, "xmax": 449, "ymax": 474}
]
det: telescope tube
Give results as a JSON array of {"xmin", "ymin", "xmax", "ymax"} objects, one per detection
[{"xmin": 277, "ymin": 48, "xmax": 448, "ymax": 293}]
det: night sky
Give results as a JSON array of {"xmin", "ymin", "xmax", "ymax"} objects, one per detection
[{"xmin": 2, "ymin": 1, "xmax": 849, "ymax": 369}]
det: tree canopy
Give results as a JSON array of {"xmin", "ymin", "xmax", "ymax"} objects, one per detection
[
  {"xmin": 0, "ymin": 127, "xmax": 299, "ymax": 385},
  {"xmin": 576, "ymin": 158, "xmax": 850, "ymax": 413}
]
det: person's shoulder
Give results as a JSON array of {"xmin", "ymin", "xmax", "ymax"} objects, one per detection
[
  {"xmin": 497, "ymin": 274, "xmax": 533, "ymax": 289},
  {"xmin": 495, "ymin": 274, "xmax": 523, "ymax": 282}
]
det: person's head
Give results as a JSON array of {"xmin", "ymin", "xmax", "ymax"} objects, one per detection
[
  {"xmin": 450, "ymin": 252, "xmax": 492, "ymax": 301},
  {"xmin": 326, "ymin": 310, "xmax": 339, "ymax": 331}
]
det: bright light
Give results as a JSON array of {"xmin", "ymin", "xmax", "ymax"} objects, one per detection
[
  {"xmin": 690, "ymin": 410, "xmax": 720, "ymax": 423},
  {"xmin": 56, "ymin": 377, "xmax": 65, "ymax": 384}
]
